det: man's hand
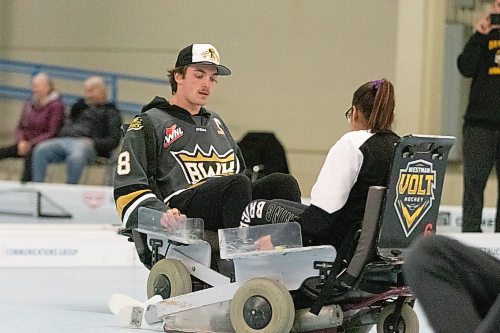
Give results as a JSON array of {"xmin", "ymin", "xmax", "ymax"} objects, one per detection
[
  {"xmin": 17, "ymin": 140, "xmax": 31, "ymax": 156},
  {"xmin": 254, "ymin": 235, "xmax": 274, "ymax": 250},
  {"xmin": 160, "ymin": 208, "xmax": 186, "ymax": 230}
]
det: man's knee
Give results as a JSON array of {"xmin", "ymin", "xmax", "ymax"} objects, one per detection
[
  {"xmin": 32, "ymin": 139, "xmax": 60, "ymax": 161},
  {"xmin": 32, "ymin": 142, "xmax": 48, "ymax": 157},
  {"xmin": 240, "ymin": 199, "xmax": 267, "ymax": 227},
  {"xmin": 263, "ymin": 172, "xmax": 297, "ymax": 185},
  {"xmin": 253, "ymin": 172, "xmax": 301, "ymax": 202},
  {"xmin": 67, "ymin": 152, "xmax": 91, "ymax": 164},
  {"xmin": 230, "ymin": 173, "xmax": 252, "ymax": 192}
]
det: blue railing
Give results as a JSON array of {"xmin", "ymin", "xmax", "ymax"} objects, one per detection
[{"xmin": 0, "ymin": 59, "xmax": 169, "ymax": 116}]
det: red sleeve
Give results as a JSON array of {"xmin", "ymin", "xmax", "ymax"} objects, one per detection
[
  {"xmin": 15, "ymin": 102, "xmax": 31, "ymax": 142},
  {"xmin": 29, "ymin": 101, "xmax": 66, "ymax": 147}
]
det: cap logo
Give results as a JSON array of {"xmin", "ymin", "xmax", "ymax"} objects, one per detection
[
  {"xmin": 178, "ymin": 44, "xmax": 231, "ymax": 75},
  {"xmin": 201, "ymin": 48, "xmax": 220, "ymax": 64}
]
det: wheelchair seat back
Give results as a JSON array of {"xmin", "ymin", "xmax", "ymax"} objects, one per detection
[
  {"xmin": 376, "ymin": 134, "xmax": 455, "ymax": 261},
  {"xmin": 343, "ymin": 134, "xmax": 455, "ymax": 281}
]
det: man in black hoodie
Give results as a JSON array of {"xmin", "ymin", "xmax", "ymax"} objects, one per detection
[
  {"xmin": 32, "ymin": 76, "xmax": 122, "ymax": 184},
  {"xmin": 114, "ymin": 44, "xmax": 300, "ymax": 234},
  {"xmin": 458, "ymin": 0, "xmax": 500, "ymax": 232}
]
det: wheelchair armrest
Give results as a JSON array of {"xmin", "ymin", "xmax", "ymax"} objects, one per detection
[
  {"xmin": 117, "ymin": 227, "xmax": 153, "ymax": 269},
  {"xmin": 117, "ymin": 228, "xmax": 134, "ymax": 242},
  {"xmin": 345, "ymin": 186, "xmax": 385, "ymax": 279},
  {"xmin": 132, "ymin": 229, "xmax": 153, "ymax": 269}
]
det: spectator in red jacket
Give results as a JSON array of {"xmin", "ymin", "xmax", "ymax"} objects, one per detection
[{"xmin": 0, "ymin": 73, "xmax": 65, "ymax": 182}]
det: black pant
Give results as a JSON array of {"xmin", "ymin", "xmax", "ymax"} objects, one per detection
[
  {"xmin": 462, "ymin": 125, "xmax": 500, "ymax": 232},
  {"xmin": 0, "ymin": 144, "xmax": 32, "ymax": 182},
  {"xmin": 404, "ymin": 235, "xmax": 500, "ymax": 333},
  {"xmin": 240, "ymin": 198, "xmax": 306, "ymax": 227},
  {"xmin": 169, "ymin": 173, "xmax": 301, "ymax": 231},
  {"xmin": 251, "ymin": 172, "xmax": 301, "ymax": 203}
]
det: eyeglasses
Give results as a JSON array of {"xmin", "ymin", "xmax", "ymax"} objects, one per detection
[{"xmin": 345, "ymin": 106, "xmax": 353, "ymax": 121}]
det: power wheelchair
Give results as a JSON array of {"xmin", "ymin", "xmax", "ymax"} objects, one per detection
[{"xmin": 116, "ymin": 134, "xmax": 455, "ymax": 333}]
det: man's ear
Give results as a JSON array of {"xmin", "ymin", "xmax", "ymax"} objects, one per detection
[{"xmin": 174, "ymin": 72, "xmax": 184, "ymax": 85}]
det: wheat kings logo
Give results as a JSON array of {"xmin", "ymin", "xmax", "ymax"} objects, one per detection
[
  {"xmin": 394, "ymin": 159, "xmax": 436, "ymax": 237},
  {"xmin": 172, "ymin": 145, "xmax": 239, "ymax": 184}
]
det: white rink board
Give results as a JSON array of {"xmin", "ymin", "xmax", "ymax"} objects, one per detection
[
  {"xmin": 437, "ymin": 205, "xmax": 496, "ymax": 233},
  {"xmin": 0, "ymin": 180, "xmax": 120, "ymax": 225},
  {"xmin": 0, "ymin": 180, "xmax": 498, "ymax": 267},
  {"xmin": 0, "ymin": 224, "xmax": 141, "ymax": 267},
  {"xmin": 0, "ymin": 180, "xmax": 140, "ymax": 267},
  {"xmin": 1, "ymin": 224, "xmax": 498, "ymax": 267},
  {"xmin": 443, "ymin": 232, "xmax": 500, "ymax": 260}
]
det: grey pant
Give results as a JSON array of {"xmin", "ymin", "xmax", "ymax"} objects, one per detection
[{"xmin": 403, "ymin": 235, "xmax": 500, "ymax": 333}]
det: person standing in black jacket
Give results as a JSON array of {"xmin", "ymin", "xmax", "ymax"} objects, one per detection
[
  {"xmin": 32, "ymin": 76, "xmax": 122, "ymax": 184},
  {"xmin": 457, "ymin": 0, "xmax": 500, "ymax": 232}
]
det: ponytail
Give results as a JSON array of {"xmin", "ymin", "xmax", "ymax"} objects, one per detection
[{"xmin": 352, "ymin": 78, "xmax": 395, "ymax": 132}]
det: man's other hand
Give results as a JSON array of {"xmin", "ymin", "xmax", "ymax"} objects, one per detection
[{"xmin": 160, "ymin": 208, "xmax": 186, "ymax": 230}]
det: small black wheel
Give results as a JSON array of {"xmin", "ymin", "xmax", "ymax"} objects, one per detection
[
  {"xmin": 377, "ymin": 303, "xmax": 419, "ymax": 333},
  {"xmin": 230, "ymin": 277, "xmax": 294, "ymax": 333},
  {"xmin": 147, "ymin": 258, "xmax": 192, "ymax": 299}
]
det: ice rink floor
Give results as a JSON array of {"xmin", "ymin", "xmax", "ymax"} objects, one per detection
[
  {"xmin": 2, "ymin": 266, "xmax": 151, "ymax": 333},
  {"xmin": 1, "ymin": 266, "xmax": 435, "ymax": 333}
]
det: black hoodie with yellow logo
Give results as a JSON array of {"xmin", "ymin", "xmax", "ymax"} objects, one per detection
[
  {"xmin": 113, "ymin": 97, "xmax": 244, "ymax": 229},
  {"xmin": 458, "ymin": 30, "xmax": 500, "ymax": 128}
]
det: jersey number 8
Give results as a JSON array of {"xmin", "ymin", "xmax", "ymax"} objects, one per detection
[{"xmin": 117, "ymin": 151, "xmax": 131, "ymax": 175}]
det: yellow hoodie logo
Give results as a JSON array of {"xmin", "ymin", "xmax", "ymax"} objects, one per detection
[{"xmin": 172, "ymin": 145, "xmax": 238, "ymax": 184}]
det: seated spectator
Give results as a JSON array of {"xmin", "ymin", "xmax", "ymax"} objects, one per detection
[
  {"xmin": 0, "ymin": 73, "xmax": 65, "ymax": 182},
  {"xmin": 31, "ymin": 76, "xmax": 122, "ymax": 184},
  {"xmin": 240, "ymin": 79, "xmax": 400, "ymax": 251}
]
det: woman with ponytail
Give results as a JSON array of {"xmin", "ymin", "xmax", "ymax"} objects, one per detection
[{"xmin": 239, "ymin": 78, "xmax": 399, "ymax": 251}]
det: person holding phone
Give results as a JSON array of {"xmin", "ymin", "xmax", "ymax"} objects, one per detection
[{"xmin": 457, "ymin": 0, "xmax": 500, "ymax": 233}]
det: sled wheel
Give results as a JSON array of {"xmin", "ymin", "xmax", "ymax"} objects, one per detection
[
  {"xmin": 147, "ymin": 259, "xmax": 192, "ymax": 299},
  {"xmin": 230, "ymin": 277, "xmax": 294, "ymax": 333},
  {"xmin": 377, "ymin": 303, "xmax": 419, "ymax": 333}
]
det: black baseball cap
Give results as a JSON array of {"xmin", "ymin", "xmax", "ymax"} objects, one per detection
[{"xmin": 175, "ymin": 44, "xmax": 231, "ymax": 76}]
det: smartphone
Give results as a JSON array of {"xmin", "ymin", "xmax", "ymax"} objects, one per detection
[{"xmin": 491, "ymin": 13, "xmax": 500, "ymax": 25}]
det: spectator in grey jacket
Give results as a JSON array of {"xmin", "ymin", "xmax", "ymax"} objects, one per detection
[{"xmin": 32, "ymin": 76, "xmax": 122, "ymax": 184}]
